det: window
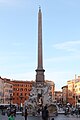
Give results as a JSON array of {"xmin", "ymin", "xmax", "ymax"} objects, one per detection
[{"xmin": 20, "ymin": 88, "xmax": 23, "ymax": 91}]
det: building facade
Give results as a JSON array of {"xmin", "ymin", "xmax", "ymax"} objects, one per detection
[
  {"xmin": 75, "ymin": 76, "xmax": 80, "ymax": 105},
  {"xmin": 46, "ymin": 80, "xmax": 55, "ymax": 101},
  {"xmin": 62, "ymin": 85, "xmax": 68, "ymax": 105},
  {"xmin": 67, "ymin": 75, "xmax": 80, "ymax": 106},
  {"xmin": 0, "ymin": 77, "xmax": 4, "ymax": 103},
  {"xmin": 11, "ymin": 80, "xmax": 32, "ymax": 106},
  {"xmin": 0, "ymin": 77, "xmax": 33, "ymax": 105},
  {"xmin": 0, "ymin": 77, "xmax": 13, "ymax": 104},
  {"xmin": 3, "ymin": 78, "xmax": 13, "ymax": 104},
  {"xmin": 54, "ymin": 91, "xmax": 62, "ymax": 104},
  {"xmin": 67, "ymin": 80, "xmax": 75, "ymax": 105}
]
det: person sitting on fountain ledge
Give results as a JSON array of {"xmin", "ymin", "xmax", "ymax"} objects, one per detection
[{"xmin": 42, "ymin": 105, "xmax": 49, "ymax": 120}]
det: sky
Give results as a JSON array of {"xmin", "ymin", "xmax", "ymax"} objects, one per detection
[{"xmin": 0, "ymin": 0, "xmax": 80, "ymax": 90}]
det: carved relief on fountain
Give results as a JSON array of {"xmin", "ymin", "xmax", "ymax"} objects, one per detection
[{"xmin": 24, "ymin": 82, "xmax": 52, "ymax": 108}]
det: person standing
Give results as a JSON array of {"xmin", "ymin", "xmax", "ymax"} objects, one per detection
[
  {"xmin": 25, "ymin": 107, "xmax": 28, "ymax": 120},
  {"xmin": 14, "ymin": 106, "xmax": 16, "ymax": 117},
  {"xmin": 42, "ymin": 105, "xmax": 49, "ymax": 120},
  {"xmin": 8, "ymin": 112, "xmax": 15, "ymax": 120}
]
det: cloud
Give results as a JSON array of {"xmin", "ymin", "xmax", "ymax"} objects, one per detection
[
  {"xmin": 53, "ymin": 40, "xmax": 80, "ymax": 52},
  {"xmin": 45, "ymin": 40, "xmax": 80, "ymax": 65}
]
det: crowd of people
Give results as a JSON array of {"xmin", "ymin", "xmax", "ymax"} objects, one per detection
[
  {"xmin": 1, "ymin": 103, "xmax": 80, "ymax": 120},
  {"xmin": 7, "ymin": 104, "xmax": 54, "ymax": 120},
  {"xmin": 64, "ymin": 105, "xmax": 80, "ymax": 117}
]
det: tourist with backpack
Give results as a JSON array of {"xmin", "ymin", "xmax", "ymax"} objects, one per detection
[{"xmin": 42, "ymin": 105, "xmax": 49, "ymax": 120}]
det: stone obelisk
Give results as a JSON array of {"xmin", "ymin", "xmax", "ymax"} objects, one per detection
[{"xmin": 35, "ymin": 7, "xmax": 45, "ymax": 86}]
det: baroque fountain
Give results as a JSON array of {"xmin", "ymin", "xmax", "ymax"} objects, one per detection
[
  {"xmin": 24, "ymin": 81, "xmax": 55, "ymax": 115},
  {"xmin": 24, "ymin": 7, "xmax": 57, "ymax": 115}
]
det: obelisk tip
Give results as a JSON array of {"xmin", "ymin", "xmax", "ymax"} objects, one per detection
[{"xmin": 39, "ymin": 5, "xmax": 41, "ymax": 11}]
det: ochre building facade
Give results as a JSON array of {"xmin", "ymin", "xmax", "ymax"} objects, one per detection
[{"xmin": 11, "ymin": 80, "xmax": 32, "ymax": 106}]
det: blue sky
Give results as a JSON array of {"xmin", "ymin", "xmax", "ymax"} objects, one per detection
[{"xmin": 0, "ymin": 0, "xmax": 80, "ymax": 90}]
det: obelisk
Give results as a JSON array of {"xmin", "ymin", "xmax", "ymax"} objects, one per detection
[{"xmin": 35, "ymin": 7, "xmax": 45, "ymax": 85}]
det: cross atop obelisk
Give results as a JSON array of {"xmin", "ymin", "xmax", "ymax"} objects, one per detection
[{"xmin": 35, "ymin": 7, "xmax": 45, "ymax": 85}]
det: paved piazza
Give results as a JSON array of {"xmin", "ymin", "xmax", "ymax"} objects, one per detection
[{"xmin": 0, "ymin": 114, "xmax": 80, "ymax": 120}]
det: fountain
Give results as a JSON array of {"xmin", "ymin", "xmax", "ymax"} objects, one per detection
[
  {"xmin": 24, "ymin": 81, "xmax": 56, "ymax": 116},
  {"xmin": 24, "ymin": 7, "xmax": 57, "ymax": 116}
]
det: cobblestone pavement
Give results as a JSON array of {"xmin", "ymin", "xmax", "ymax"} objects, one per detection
[{"xmin": 0, "ymin": 114, "xmax": 80, "ymax": 120}]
